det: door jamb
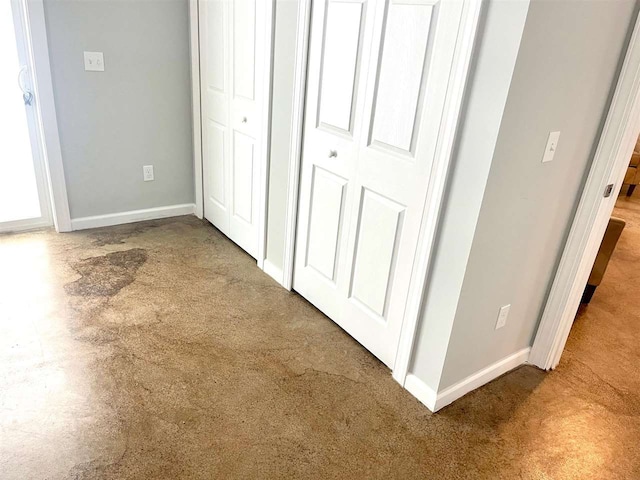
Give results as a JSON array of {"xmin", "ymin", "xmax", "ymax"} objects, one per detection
[
  {"xmin": 281, "ymin": 0, "xmax": 312, "ymax": 291},
  {"xmin": 189, "ymin": 0, "xmax": 203, "ymax": 220},
  {"xmin": 530, "ymin": 12, "xmax": 640, "ymax": 370},
  {"xmin": 20, "ymin": 0, "xmax": 71, "ymax": 232},
  {"xmin": 281, "ymin": 0, "xmax": 484, "ymax": 381},
  {"xmin": 190, "ymin": 0, "xmax": 274, "ymax": 268},
  {"xmin": 256, "ymin": 0, "xmax": 275, "ymax": 270}
]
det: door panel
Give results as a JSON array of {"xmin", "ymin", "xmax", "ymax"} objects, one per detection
[
  {"xmin": 232, "ymin": 0, "xmax": 255, "ymax": 101},
  {"xmin": 201, "ymin": 0, "xmax": 230, "ymax": 233},
  {"xmin": 317, "ymin": 1, "xmax": 365, "ymax": 134},
  {"xmin": 305, "ymin": 166, "xmax": 348, "ymax": 282},
  {"xmin": 231, "ymin": 131, "xmax": 254, "ymax": 224},
  {"xmin": 207, "ymin": 121, "xmax": 226, "ymax": 208},
  {"xmin": 294, "ymin": 0, "xmax": 465, "ymax": 367},
  {"xmin": 370, "ymin": 2, "xmax": 435, "ymax": 155},
  {"xmin": 349, "ymin": 188, "xmax": 404, "ymax": 318},
  {"xmin": 200, "ymin": 0, "xmax": 268, "ymax": 259}
]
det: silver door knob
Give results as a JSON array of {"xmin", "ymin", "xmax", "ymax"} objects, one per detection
[
  {"xmin": 241, "ymin": 116, "xmax": 248, "ymax": 123},
  {"xmin": 328, "ymin": 150, "xmax": 338, "ymax": 158}
]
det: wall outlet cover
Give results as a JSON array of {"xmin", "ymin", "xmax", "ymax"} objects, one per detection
[
  {"xmin": 84, "ymin": 51, "xmax": 104, "ymax": 72},
  {"xmin": 542, "ymin": 131, "xmax": 561, "ymax": 163},
  {"xmin": 496, "ymin": 304, "xmax": 511, "ymax": 330},
  {"xmin": 143, "ymin": 165, "xmax": 154, "ymax": 182}
]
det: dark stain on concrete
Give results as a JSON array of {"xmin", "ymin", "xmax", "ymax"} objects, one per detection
[
  {"xmin": 3, "ymin": 211, "xmax": 640, "ymax": 479},
  {"xmin": 65, "ymin": 248, "xmax": 148, "ymax": 297}
]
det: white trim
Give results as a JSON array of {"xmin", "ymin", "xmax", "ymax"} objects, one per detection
[
  {"xmin": 281, "ymin": 0, "xmax": 312, "ymax": 291},
  {"xmin": 70, "ymin": 204, "xmax": 195, "ymax": 231},
  {"xmin": 262, "ymin": 258, "xmax": 283, "ymax": 284},
  {"xmin": 256, "ymin": 0, "xmax": 276, "ymax": 270},
  {"xmin": 0, "ymin": 216, "xmax": 52, "ymax": 235},
  {"xmin": 530, "ymin": 12, "xmax": 640, "ymax": 370},
  {"xmin": 405, "ymin": 348, "xmax": 530, "ymax": 412},
  {"xmin": 392, "ymin": 0, "xmax": 483, "ymax": 385},
  {"xmin": 23, "ymin": 0, "xmax": 71, "ymax": 232},
  {"xmin": 189, "ymin": 0, "xmax": 203, "ymax": 220},
  {"xmin": 404, "ymin": 374, "xmax": 438, "ymax": 412},
  {"xmin": 435, "ymin": 348, "xmax": 530, "ymax": 411},
  {"xmin": 7, "ymin": 0, "xmax": 52, "ymax": 234}
]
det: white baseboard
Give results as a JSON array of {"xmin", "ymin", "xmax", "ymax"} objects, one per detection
[
  {"xmin": 262, "ymin": 258, "xmax": 284, "ymax": 285},
  {"xmin": 70, "ymin": 203, "xmax": 196, "ymax": 231},
  {"xmin": 0, "ymin": 216, "xmax": 52, "ymax": 234},
  {"xmin": 404, "ymin": 374, "xmax": 438, "ymax": 411},
  {"xmin": 404, "ymin": 347, "xmax": 531, "ymax": 412}
]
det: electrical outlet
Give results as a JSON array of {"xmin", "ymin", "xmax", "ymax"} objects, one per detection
[
  {"xmin": 83, "ymin": 51, "xmax": 104, "ymax": 72},
  {"xmin": 542, "ymin": 131, "xmax": 560, "ymax": 163},
  {"xmin": 143, "ymin": 165, "xmax": 154, "ymax": 182},
  {"xmin": 495, "ymin": 304, "xmax": 511, "ymax": 330}
]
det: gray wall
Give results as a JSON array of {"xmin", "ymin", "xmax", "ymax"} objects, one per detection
[
  {"xmin": 44, "ymin": 0, "xmax": 194, "ymax": 219},
  {"xmin": 266, "ymin": 0, "xmax": 299, "ymax": 271},
  {"xmin": 434, "ymin": 0, "xmax": 635, "ymax": 389},
  {"xmin": 409, "ymin": 0, "xmax": 531, "ymax": 390}
]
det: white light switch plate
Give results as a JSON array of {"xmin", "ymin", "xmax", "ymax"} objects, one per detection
[
  {"xmin": 84, "ymin": 51, "xmax": 104, "ymax": 72},
  {"xmin": 542, "ymin": 131, "xmax": 560, "ymax": 163},
  {"xmin": 496, "ymin": 304, "xmax": 511, "ymax": 330}
]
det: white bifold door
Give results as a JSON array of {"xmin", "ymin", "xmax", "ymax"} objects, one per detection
[
  {"xmin": 199, "ymin": 0, "xmax": 270, "ymax": 258},
  {"xmin": 294, "ymin": 0, "xmax": 466, "ymax": 367}
]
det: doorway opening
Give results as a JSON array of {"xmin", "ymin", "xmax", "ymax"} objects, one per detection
[
  {"xmin": 0, "ymin": 0, "xmax": 52, "ymax": 233},
  {"xmin": 530, "ymin": 11, "xmax": 640, "ymax": 370}
]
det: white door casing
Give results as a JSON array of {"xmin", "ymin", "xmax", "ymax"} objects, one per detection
[
  {"xmin": 199, "ymin": 0, "xmax": 271, "ymax": 259},
  {"xmin": 0, "ymin": 0, "xmax": 53, "ymax": 233},
  {"xmin": 530, "ymin": 11, "xmax": 640, "ymax": 370},
  {"xmin": 293, "ymin": 0, "xmax": 468, "ymax": 367}
]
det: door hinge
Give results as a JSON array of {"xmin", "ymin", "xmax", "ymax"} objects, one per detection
[{"xmin": 604, "ymin": 183, "xmax": 615, "ymax": 198}]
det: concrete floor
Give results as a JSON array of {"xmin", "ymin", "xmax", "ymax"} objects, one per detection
[{"xmin": 1, "ymin": 198, "xmax": 639, "ymax": 479}]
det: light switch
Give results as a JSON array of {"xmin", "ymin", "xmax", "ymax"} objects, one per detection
[
  {"xmin": 84, "ymin": 51, "xmax": 104, "ymax": 72},
  {"xmin": 542, "ymin": 131, "xmax": 560, "ymax": 163}
]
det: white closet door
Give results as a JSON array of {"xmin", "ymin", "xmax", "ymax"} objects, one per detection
[
  {"xmin": 293, "ymin": 0, "xmax": 466, "ymax": 367},
  {"xmin": 200, "ymin": 0, "xmax": 269, "ymax": 258}
]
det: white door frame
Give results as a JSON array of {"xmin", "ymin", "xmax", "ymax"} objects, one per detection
[
  {"xmin": 189, "ymin": 0, "xmax": 274, "ymax": 269},
  {"xmin": 530, "ymin": 12, "xmax": 640, "ymax": 370},
  {"xmin": 4, "ymin": 0, "xmax": 71, "ymax": 233},
  {"xmin": 190, "ymin": 0, "xmax": 204, "ymax": 221},
  {"xmin": 281, "ymin": 0, "xmax": 483, "ymax": 383}
]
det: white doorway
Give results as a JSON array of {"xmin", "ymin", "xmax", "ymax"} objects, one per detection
[
  {"xmin": 0, "ymin": 0, "xmax": 52, "ymax": 233},
  {"xmin": 292, "ymin": 0, "xmax": 478, "ymax": 369},
  {"xmin": 197, "ymin": 0, "xmax": 273, "ymax": 261},
  {"xmin": 530, "ymin": 11, "xmax": 640, "ymax": 369}
]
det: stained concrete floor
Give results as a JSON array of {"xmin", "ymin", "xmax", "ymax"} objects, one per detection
[{"xmin": 0, "ymin": 201, "xmax": 639, "ymax": 479}]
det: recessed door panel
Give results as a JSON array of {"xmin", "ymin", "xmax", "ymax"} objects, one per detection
[
  {"xmin": 232, "ymin": 131, "xmax": 254, "ymax": 224},
  {"xmin": 306, "ymin": 167, "xmax": 348, "ymax": 282},
  {"xmin": 370, "ymin": 1, "xmax": 435, "ymax": 155},
  {"xmin": 317, "ymin": 1, "xmax": 365, "ymax": 134},
  {"xmin": 349, "ymin": 188, "xmax": 404, "ymax": 317},
  {"xmin": 206, "ymin": 0, "xmax": 225, "ymax": 93},
  {"xmin": 208, "ymin": 121, "xmax": 226, "ymax": 207},
  {"xmin": 233, "ymin": 0, "xmax": 256, "ymax": 101}
]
